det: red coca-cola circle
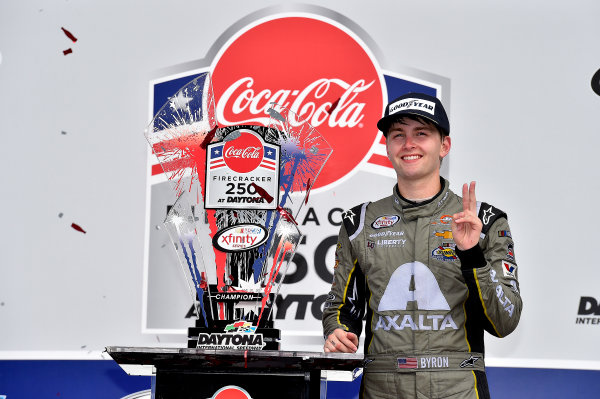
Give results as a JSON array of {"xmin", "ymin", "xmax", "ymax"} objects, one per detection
[
  {"xmin": 211, "ymin": 385, "xmax": 253, "ymax": 399},
  {"xmin": 223, "ymin": 130, "xmax": 264, "ymax": 173},
  {"xmin": 212, "ymin": 16, "xmax": 384, "ymax": 190}
]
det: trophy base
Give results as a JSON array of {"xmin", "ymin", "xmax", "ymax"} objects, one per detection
[{"xmin": 188, "ymin": 320, "xmax": 280, "ymax": 350}]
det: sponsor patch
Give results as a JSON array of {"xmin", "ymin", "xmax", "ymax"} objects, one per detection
[
  {"xmin": 431, "ymin": 214, "xmax": 453, "ymax": 225},
  {"xmin": 502, "ymin": 260, "xmax": 517, "ymax": 279},
  {"xmin": 433, "ymin": 230, "xmax": 453, "ymax": 240},
  {"xmin": 498, "ymin": 230, "xmax": 512, "ymax": 238},
  {"xmin": 481, "ymin": 206, "xmax": 496, "ymax": 225},
  {"xmin": 506, "ymin": 243, "xmax": 515, "ymax": 261},
  {"xmin": 367, "ymin": 240, "xmax": 375, "ymax": 249},
  {"xmin": 369, "ymin": 230, "xmax": 405, "ymax": 238},
  {"xmin": 460, "ymin": 355, "xmax": 480, "ymax": 368},
  {"xmin": 371, "ymin": 215, "xmax": 400, "ymax": 229},
  {"xmin": 388, "ymin": 97, "xmax": 436, "ymax": 116},
  {"xmin": 432, "ymin": 245, "xmax": 457, "ymax": 261},
  {"xmin": 342, "ymin": 209, "xmax": 358, "ymax": 225},
  {"xmin": 376, "ymin": 238, "xmax": 407, "ymax": 248}
]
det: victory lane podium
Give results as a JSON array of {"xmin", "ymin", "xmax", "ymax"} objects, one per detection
[{"xmin": 106, "ymin": 347, "xmax": 364, "ymax": 399}]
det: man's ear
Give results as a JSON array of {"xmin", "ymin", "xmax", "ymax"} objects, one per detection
[{"xmin": 440, "ymin": 135, "xmax": 451, "ymax": 158}]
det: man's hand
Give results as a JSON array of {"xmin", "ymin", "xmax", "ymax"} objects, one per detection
[
  {"xmin": 324, "ymin": 328, "xmax": 358, "ymax": 353},
  {"xmin": 451, "ymin": 181, "xmax": 483, "ymax": 251}
]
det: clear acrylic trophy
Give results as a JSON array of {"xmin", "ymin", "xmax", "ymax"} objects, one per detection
[{"xmin": 145, "ymin": 73, "xmax": 332, "ymax": 349}]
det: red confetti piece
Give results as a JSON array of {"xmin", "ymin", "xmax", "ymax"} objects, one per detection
[
  {"xmin": 63, "ymin": 48, "xmax": 73, "ymax": 55},
  {"xmin": 71, "ymin": 223, "xmax": 86, "ymax": 234},
  {"xmin": 304, "ymin": 178, "xmax": 312, "ymax": 204},
  {"xmin": 250, "ymin": 183, "xmax": 274, "ymax": 203},
  {"xmin": 61, "ymin": 27, "xmax": 78, "ymax": 43},
  {"xmin": 328, "ymin": 98, "xmax": 341, "ymax": 114},
  {"xmin": 200, "ymin": 125, "xmax": 218, "ymax": 149},
  {"xmin": 199, "ymin": 272, "xmax": 208, "ymax": 290},
  {"xmin": 276, "ymin": 206, "xmax": 298, "ymax": 225}
]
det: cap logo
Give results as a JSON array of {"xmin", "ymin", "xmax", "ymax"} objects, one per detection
[{"xmin": 389, "ymin": 98, "xmax": 435, "ymax": 116}]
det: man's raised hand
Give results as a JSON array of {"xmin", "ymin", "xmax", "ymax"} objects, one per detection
[{"xmin": 451, "ymin": 181, "xmax": 483, "ymax": 251}]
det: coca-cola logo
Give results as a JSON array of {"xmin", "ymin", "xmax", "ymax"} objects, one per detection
[
  {"xmin": 210, "ymin": 385, "xmax": 253, "ymax": 399},
  {"xmin": 223, "ymin": 130, "xmax": 263, "ymax": 173},
  {"xmin": 211, "ymin": 16, "xmax": 384, "ymax": 190}
]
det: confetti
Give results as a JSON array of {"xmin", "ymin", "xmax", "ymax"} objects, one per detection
[
  {"xmin": 61, "ymin": 27, "xmax": 78, "ymax": 43},
  {"xmin": 61, "ymin": 131, "xmax": 67, "ymax": 135},
  {"xmin": 304, "ymin": 178, "xmax": 312, "ymax": 204},
  {"xmin": 328, "ymin": 98, "xmax": 341, "ymax": 114},
  {"xmin": 249, "ymin": 183, "xmax": 273, "ymax": 203},
  {"xmin": 71, "ymin": 223, "xmax": 86, "ymax": 234},
  {"xmin": 63, "ymin": 48, "xmax": 73, "ymax": 56},
  {"xmin": 200, "ymin": 125, "xmax": 218, "ymax": 149},
  {"xmin": 58, "ymin": 212, "xmax": 63, "ymax": 218}
]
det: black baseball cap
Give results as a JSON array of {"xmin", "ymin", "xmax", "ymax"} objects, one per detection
[{"xmin": 377, "ymin": 93, "xmax": 450, "ymax": 137}]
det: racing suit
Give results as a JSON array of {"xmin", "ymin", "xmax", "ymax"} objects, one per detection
[{"xmin": 322, "ymin": 178, "xmax": 522, "ymax": 399}]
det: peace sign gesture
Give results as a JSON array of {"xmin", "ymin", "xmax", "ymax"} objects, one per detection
[{"xmin": 452, "ymin": 181, "xmax": 483, "ymax": 251}]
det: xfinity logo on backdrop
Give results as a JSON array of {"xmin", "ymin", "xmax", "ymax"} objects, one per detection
[{"xmin": 575, "ymin": 296, "xmax": 600, "ymax": 325}]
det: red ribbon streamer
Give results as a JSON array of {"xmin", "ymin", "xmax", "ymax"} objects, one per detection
[
  {"xmin": 304, "ymin": 178, "xmax": 312, "ymax": 205},
  {"xmin": 61, "ymin": 27, "xmax": 78, "ymax": 42},
  {"xmin": 200, "ymin": 125, "xmax": 218, "ymax": 149},
  {"xmin": 71, "ymin": 223, "xmax": 86, "ymax": 234},
  {"xmin": 250, "ymin": 183, "xmax": 274, "ymax": 204},
  {"xmin": 328, "ymin": 98, "xmax": 341, "ymax": 114}
]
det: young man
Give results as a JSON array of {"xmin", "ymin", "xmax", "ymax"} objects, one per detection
[{"xmin": 322, "ymin": 93, "xmax": 522, "ymax": 399}]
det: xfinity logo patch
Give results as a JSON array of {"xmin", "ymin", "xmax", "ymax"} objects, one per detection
[
  {"xmin": 371, "ymin": 215, "xmax": 399, "ymax": 229},
  {"xmin": 388, "ymin": 98, "xmax": 435, "ymax": 115}
]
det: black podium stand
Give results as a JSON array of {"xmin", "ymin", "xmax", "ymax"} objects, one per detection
[{"xmin": 106, "ymin": 347, "xmax": 364, "ymax": 399}]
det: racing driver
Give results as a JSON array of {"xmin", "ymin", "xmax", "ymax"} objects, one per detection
[{"xmin": 322, "ymin": 92, "xmax": 522, "ymax": 398}]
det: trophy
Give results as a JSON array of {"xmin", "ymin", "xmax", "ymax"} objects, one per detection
[{"xmin": 145, "ymin": 73, "xmax": 332, "ymax": 349}]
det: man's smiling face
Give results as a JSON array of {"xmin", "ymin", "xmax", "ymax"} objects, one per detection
[{"xmin": 386, "ymin": 117, "xmax": 450, "ymax": 184}]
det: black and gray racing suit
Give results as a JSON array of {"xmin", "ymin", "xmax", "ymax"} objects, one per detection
[{"xmin": 322, "ymin": 178, "xmax": 522, "ymax": 399}]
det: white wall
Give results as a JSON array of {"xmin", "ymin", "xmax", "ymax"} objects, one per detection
[{"xmin": 1, "ymin": 0, "xmax": 599, "ymax": 369}]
